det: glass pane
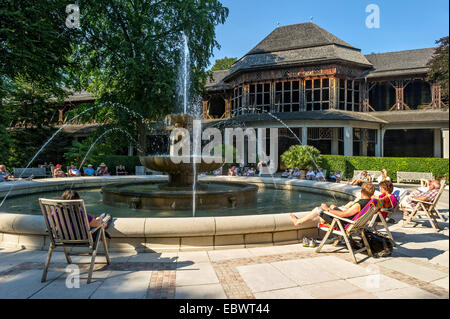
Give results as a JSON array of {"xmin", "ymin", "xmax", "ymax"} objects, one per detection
[
  {"xmin": 314, "ymin": 103, "xmax": 321, "ymax": 111},
  {"xmin": 322, "ymin": 89, "xmax": 329, "ymax": 101},
  {"xmin": 306, "ymin": 91, "xmax": 312, "ymax": 102},
  {"xmin": 306, "ymin": 103, "xmax": 313, "ymax": 111},
  {"xmin": 292, "ymin": 81, "xmax": 299, "ymax": 90},
  {"xmin": 264, "ymin": 93, "xmax": 270, "ymax": 104},
  {"xmin": 257, "ymin": 84, "xmax": 263, "ymax": 93},
  {"xmin": 314, "ymin": 90, "xmax": 320, "ymax": 101},
  {"xmin": 339, "ymin": 102, "xmax": 345, "ymax": 110},
  {"xmin": 292, "ymin": 104, "xmax": 300, "ymax": 112},
  {"xmin": 284, "ymin": 92, "xmax": 291, "ymax": 103},
  {"xmin": 354, "ymin": 82, "xmax": 360, "ymax": 91},
  {"xmin": 250, "ymin": 84, "xmax": 256, "ymax": 93},
  {"xmin": 292, "ymin": 92, "xmax": 299, "ymax": 103},
  {"xmin": 354, "ymin": 91, "xmax": 360, "ymax": 103},
  {"xmin": 276, "ymin": 82, "xmax": 282, "ymax": 91},
  {"xmin": 305, "ymin": 80, "xmax": 312, "ymax": 89},
  {"xmin": 257, "ymin": 94, "xmax": 263, "ymax": 105},
  {"xmin": 322, "ymin": 102, "xmax": 329, "ymax": 110},
  {"xmin": 339, "ymin": 89, "xmax": 345, "ymax": 102},
  {"xmin": 322, "ymin": 78, "xmax": 329, "ymax": 88},
  {"xmin": 314, "ymin": 79, "xmax": 320, "ymax": 88},
  {"xmin": 275, "ymin": 93, "xmax": 282, "ymax": 104},
  {"xmin": 264, "ymin": 83, "xmax": 270, "ymax": 92},
  {"xmin": 283, "ymin": 105, "xmax": 290, "ymax": 112},
  {"xmin": 347, "ymin": 91, "xmax": 353, "ymax": 103}
]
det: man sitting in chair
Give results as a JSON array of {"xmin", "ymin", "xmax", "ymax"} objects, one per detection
[
  {"xmin": 400, "ymin": 180, "xmax": 441, "ymax": 219},
  {"xmin": 290, "ymin": 183, "xmax": 375, "ymax": 229}
]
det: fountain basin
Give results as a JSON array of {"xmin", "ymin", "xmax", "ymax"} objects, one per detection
[
  {"xmin": 102, "ymin": 181, "xmax": 258, "ymax": 210},
  {"xmin": 140, "ymin": 155, "xmax": 224, "ymax": 187}
]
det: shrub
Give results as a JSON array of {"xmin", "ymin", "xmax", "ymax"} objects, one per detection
[
  {"xmin": 321, "ymin": 155, "xmax": 449, "ymax": 182},
  {"xmin": 280, "ymin": 145, "xmax": 322, "ymax": 170}
]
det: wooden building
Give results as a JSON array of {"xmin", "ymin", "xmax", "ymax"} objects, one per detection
[{"xmin": 203, "ymin": 22, "xmax": 449, "ymax": 159}]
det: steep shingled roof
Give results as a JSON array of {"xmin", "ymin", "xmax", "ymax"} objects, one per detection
[
  {"xmin": 205, "ymin": 69, "xmax": 231, "ymax": 90},
  {"xmin": 223, "ymin": 22, "xmax": 372, "ymax": 80},
  {"xmin": 362, "ymin": 48, "xmax": 436, "ymax": 78}
]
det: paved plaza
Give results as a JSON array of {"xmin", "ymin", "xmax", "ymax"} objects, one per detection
[{"xmin": 0, "ymin": 189, "xmax": 448, "ymax": 299}]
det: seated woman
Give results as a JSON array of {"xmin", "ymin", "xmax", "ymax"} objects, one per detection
[
  {"xmin": 377, "ymin": 169, "xmax": 391, "ymax": 184},
  {"xmin": 291, "ymin": 168, "xmax": 301, "ymax": 179},
  {"xmin": 373, "ymin": 180, "xmax": 398, "ymax": 220},
  {"xmin": 59, "ymin": 190, "xmax": 104, "ymax": 228},
  {"xmin": 350, "ymin": 170, "xmax": 372, "ymax": 186},
  {"xmin": 96, "ymin": 163, "xmax": 111, "ymax": 176},
  {"xmin": 68, "ymin": 165, "xmax": 81, "ymax": 177},
  {"xmin": 290, "ymin": 183, "xmax": 375, "ymax": 229},
  {"xmin": 53, "ymin": 164, "xmax": 66, "ymax": 178}
]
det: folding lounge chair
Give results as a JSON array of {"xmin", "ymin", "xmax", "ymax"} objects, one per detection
[
  {"xmin": 402, "ymin": 182, "xmax": 447, "ymax": 231},
  {"xmin": 315, "ymin": 204, "xmax": 380, "ymax": 264},
  {"xmin": 39, "ymin": 198, "xmax": 111, "ymax": 283}
]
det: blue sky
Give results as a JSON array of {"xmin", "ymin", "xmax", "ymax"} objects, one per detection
[{"xmin": 210, "ymin": 0, "xmax": 449, "ymax": 67}]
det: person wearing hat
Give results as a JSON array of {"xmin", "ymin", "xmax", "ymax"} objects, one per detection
[
  {"xmin": 96, "ymin": 163, "xmax": 111, "ymax": 176},
  {"xmin": 84, "ymin": 164, "xmax": 95, "ymax": 176},
  {"xmin": 53, "ymin": 164, "xmax": 66, "ymax": 178}
]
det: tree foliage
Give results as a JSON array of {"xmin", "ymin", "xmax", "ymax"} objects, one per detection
[
  {"xmin": 427, "ymin": 36, "xmax": 449, "ymax": 102},
  {"xmin": 280, "ymin": 145, "xmax": 323, "ymax": 170},
  {"xmin": 71, "ymin": 0, "xmax": 229, "ymax": 155},
  {"xmin": 211, "ymin": 57, "xmax": 237, "ymax": 71}
]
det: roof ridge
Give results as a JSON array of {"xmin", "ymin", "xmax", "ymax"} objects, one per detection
[{"xmin": 365, "ymin": 47, "xmax": 437, "ymax": 56}]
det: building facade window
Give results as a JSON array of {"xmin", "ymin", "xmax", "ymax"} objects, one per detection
[
  {"xmin": 248, "ymin": 83, "xmax": 271, "ymax": 113},
  {"xmin": 274, "ymin": 80, "xmax": 301, "ymax": 113},
  {"xmin": 231, "ymin": 86, "xmax": 243, "ymax": 116},
  {"xmin": 305, "ymin": 78, "xmax": 330, "ymax": 111},
  {"xmin": 338, "ymin": 79, "xmax": 361, "ymax": 111}
]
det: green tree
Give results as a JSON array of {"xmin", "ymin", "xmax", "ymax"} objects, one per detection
[
  {"xmin": 71, "ymin": 0, "xmax": 229, "ymax": 155},
  {"xmin": 427, "ymin": 36, "xmax": 449, "ymax": 102},
  {"xmin": 211, "ymin": 57, "xmax": 237, "ymax": 71},
  {"xmin": 280, "ymin": 145, "xmax": 323, "ymax": 170}
]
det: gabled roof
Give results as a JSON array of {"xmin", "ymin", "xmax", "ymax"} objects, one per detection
[
  {"xmin": 362, "ymin": 48, "xmax": 436, "ymax": 79},
  {"xmin": 205, "ymin": 69, "xmax": 231, "ymax": 90}
]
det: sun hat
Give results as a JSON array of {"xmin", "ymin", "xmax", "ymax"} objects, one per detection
[
  {"xmin": 100, "ymin": 163, "xmax": 106, "ymax": 167},
  {"xmin": 88, "ymin": 164, "xmax": 93, "ymax": 167}
]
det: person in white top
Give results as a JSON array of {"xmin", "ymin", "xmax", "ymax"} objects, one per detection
[
  {"xmin": 330, "ymin": 170, "xmax": 342, "ymax": 183},
  {"xmin": 305, "ymin": 167, "xmax": 316, "ymax": 180},
  {"xmin": 315, "ymin": 168, "xmax": 326, "ymax": 181},
  {"xmin": 377, "ymin": 169, "xmax": 391, "ymax": 184},
  {"xmin": 291, "ymin": 168, "xmax": 301, "ymax": 179}
]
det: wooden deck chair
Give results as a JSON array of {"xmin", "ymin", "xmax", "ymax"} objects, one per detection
[
  {"xmin": 39, "ymin": 198, "xmax": 111, "ymax": 283},
  {"xmin": 402, "ymin": 183, "xmax": 447, "ymax": 232},
  {"xmin": 368, "ymin": 207, "xmax": 396, "ymax": 246},
  {"xmin": 315, "ymin": 205, "xmax": 380, "ymax": 264}
]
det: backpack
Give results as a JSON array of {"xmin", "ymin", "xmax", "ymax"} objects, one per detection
[{"xmin": 350, "ymin": 229, "xmax": 393, "ymax": 258}]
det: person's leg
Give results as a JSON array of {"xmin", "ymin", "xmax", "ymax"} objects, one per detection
[{"xmin": 290, "ymin": 207, "xmax": 322, "ymax": 225}]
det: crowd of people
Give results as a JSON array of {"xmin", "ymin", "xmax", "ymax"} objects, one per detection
[
  {"xmin": 227, "ymin": 161, "xmax": 265, "ymax": 177},
  {"xmin": 280, "ymin": 166, "xmax": 342, "ymax": 183},
  {"xmin": 0, "ymin": 163, "xmax": 129, "ymax": 182}
]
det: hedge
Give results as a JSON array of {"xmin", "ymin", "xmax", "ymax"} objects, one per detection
[
  {"xmin": 96, "ymin": 155, "xmax": 142, "ymax": 175},
  {"xmin": 321, "ymin": 155, "xmax": 449, "ymax": 182}
]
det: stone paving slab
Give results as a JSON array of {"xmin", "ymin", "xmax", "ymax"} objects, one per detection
[
  {"xmin": 377, "ymin": 258, "xmax": 448, "ymax": 283},
  {"xmin": 0, "ymin": 269, "xmax": 62, "ymax": 299},
  {"xmin": 128, "ymin": 252, "xmax": 178, "ymax": 263},
  {"xmin": 372, "ymin": 286, "xmax": 441, "ymax": 299},
  {"xmin": 346, "ymin": 274, "xmax": 410, "ymax": 293},
  {"xmin": 175, "ymin": 262, "xmax": 219, "ymax": 287},
  {"xmin": 271, "ymin": 259, "xmax": 340, "ymax": 286},
  {"xmin": 175, "ymin": 284, "xmax": 227, "ymax": 299},
  {"xmin": 431, "ymin": 277, "xmax": 450, "ymax": 290},
  {"xmin": 176, "ymin": 251, "xmax": 210, "ymax": 263},
  {"xmin": 254, "ymin": 287, "xmax": 314, "ymax": 299},
  {"xmin": 207, "ymin": 248, "xmax": 253, "ymax": 262},
  {"xmin": 299, "ymin": 279, "xmax": 376, "ymax": 299},
  {"xmin": 237, "ymin": 263, "xmax": 297, "ymax": 293},
  {"xmin": 90, "ymin": 270, "xmax": 152, "ymax": 299}
]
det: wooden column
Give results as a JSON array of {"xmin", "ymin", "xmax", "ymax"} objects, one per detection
[
  {"xmin": 360, "ymin": 82, "xmax": 376, "ymax": 112},
  {"xmin": 389, "ymin": 80, "xmax": 411, "ymax": 111},
  {"xmin": 201, "ymin": 100, "xmax": 209, "ymax": 119},
  {"xmin": 58, "ymin": 109, "xmax": 64, "ymax": 125},
  {"xmin": 224, "ymin": 97, "xmax": 231, "ymax": 119},
  {"xmin": 430, "ymin": 83, "xmax": 443, "ymax": 109}
]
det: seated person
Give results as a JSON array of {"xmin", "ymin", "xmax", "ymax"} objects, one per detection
[
  {"xmin": 400, "ymin": 180, "xmax": 441, "ymax": 218},
  {"xmin": 373, "ymin": 180, "xmax": 398, "ymax": 219},
  {"xmin": 53, "ymin": 164, "xmax": 66, "ymax": 178},
  {"xmin": 83, "ymin": 164, "xmax": 95, "ymax": 176},
  {"xmin": 228, "ymin": 166, "xmax": 236, "ymax": 176},
  {"xmin": 290, "ymin": 183, "xmax": 375, "ymax": 229},
  {"xmin": 329, "ymin": 170, "xmax": 342, "ymax": 183},
  {"xmin": 59, "ymin": 190, "xmax": 105, "ymax": 228},
  {"xmin": 96, "ymin": 163, "xmax": 111, "ymax": 176},
  {"xmin": 116, "ymin": 165, "xmax": 127, "ymax": 176},
  {"xmin": 291, "ymin": 168, "xmax": 301, "ymax": 179},
  {"xmin": 315, "ymin": 168, "xmax": 326, "ymax": 182},
  {"xmin": 350, "ymin": 170, "xmax": 372, "ymax": 186},
  {"xmin": 281, "ymin": 169, "xmax": 290, "ymax": 178},
  {"xmin": 213, "ymin": 168, "xmax": 222, "ymax": 176},
  {"xmin": 305, "ymin": 167, "xmax": 316, "ymax": 180},
  {"xmin": 246, "ymin": 167, "xmax": 256, "ymax": 176},
  {"xmin": 0, "ymin": 164, "xmax": 32, "ymax": 181},
  {"xmin": 377, "ymin": 168, "xmax": 391, "ymax": 183},
  {"xmin": 68, "ymin": 165, "xmax": 81, "ymax": 177}
]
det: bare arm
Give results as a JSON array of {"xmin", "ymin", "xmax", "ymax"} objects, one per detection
[{"xmin": 328, "ymin": 203, "xmax": 361, "ymax": 218}]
